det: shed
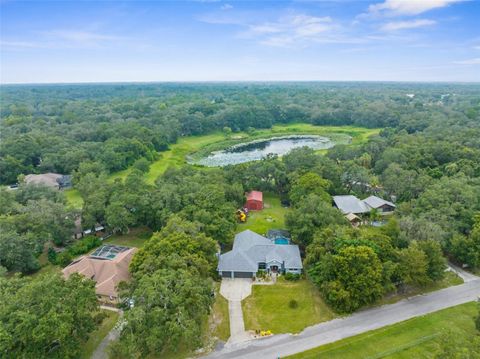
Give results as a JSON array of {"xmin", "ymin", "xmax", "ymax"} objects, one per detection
[
  {"xmin": 245, "ymin": 191, "xmax": 263, "ymax": 211},
  {"xmin": 345, "ymin": 213, "xmax": 361, "ymax": 227}
]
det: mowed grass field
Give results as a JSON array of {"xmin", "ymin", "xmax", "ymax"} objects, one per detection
[
  {"xmin": 102, "ymin": 226, "xmax": 152, "ymax": 248},
  {"xmin": 287, "ymin": 302, "xmax": 478, "ymax": 359},
  {"xmin": 242, "ymin": 278, "xmax": 336, "ymax": 334},
  {"xmin": 236, "ymin": 193, "xmax": 288, "ymax": 235},
  {"xmin": 64, "ymin": 124, "xmax": 380, "ymax": 208}
]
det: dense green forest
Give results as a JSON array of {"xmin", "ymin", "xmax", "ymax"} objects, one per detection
[
  {"xmin": 1, "ymin": 82, "xmax": 480, "ymax": 358},
  {"xmin": 1, "ymin": 82, "xmax": 479, "ymax": 184}
]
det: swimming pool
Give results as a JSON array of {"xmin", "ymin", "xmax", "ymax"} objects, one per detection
[{"xmin": 274, "ymin": 238, "xmax": 290, "ymax": 245}]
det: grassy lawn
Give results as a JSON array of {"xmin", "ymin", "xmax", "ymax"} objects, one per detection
[
  {"xmin": 287, "ymin": 302, "xmax": 478, "ymax": 359},
  {"xmin": 81, "ymin": 310, "xmax": 120, "ymax": 359},
  {"xmin": 65, "ymin": 124, "xmax": 379, "ymax": 208},
  {"xmin": 64, "ymin": 188, "xmax": 84, "ymax": 208},
  {"xmin": 237, "ymin": 193, "xmax": 288, "ymax": 235},
  {"xmin": 209, "ymin": 283, "xmax": 230, "ymax": 342},
  {"xmin": 375, "ymin": 271, "xmax": 463, "ymax": 306},
  {"xmin": 242, "ymin": 278, "xmax": 336, "ymax": 334},
  {"xmin": 103, "ymin": 226, "xmax": 152, "ymax": 248},
  {"xmin": 28, "ymin": 262, "xmax": 61, "ymax": 278}
]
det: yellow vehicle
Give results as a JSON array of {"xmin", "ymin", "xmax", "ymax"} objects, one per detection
[{"xmin": 236, "ymin": 209, "xmax": 247, "ymax": 222}]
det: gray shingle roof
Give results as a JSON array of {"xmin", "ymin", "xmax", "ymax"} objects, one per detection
[
  {"xmin": 333, "ymin": 195, "xmax": 395, "ymax": 215},
  {"xmin": 333, "ymin": 195, "xmax": 369, "ymax": 214},
  {"xmin": 217, "ymin": 250, "xmax": 257, "ymax": 272},
  {"xmin": 232, "ymin": 230, "xmax": 272, "ymax": 251},
  {"xmin": 363, "ymin": 196, "xmax": 395, "ymax": 209},
  {"xmin": 217, "ymin": 230, "xmax": 303, "ymax": 273}
]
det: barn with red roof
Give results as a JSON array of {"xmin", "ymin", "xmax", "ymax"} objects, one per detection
[{"xmin": 245, "ymin": 190, "xmax": 263, "ymax": 211}]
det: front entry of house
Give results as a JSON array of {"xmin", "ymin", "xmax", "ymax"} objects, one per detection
[{"xmin": 270, "ymin": 265, "xmax": 279, "ymax": 273}]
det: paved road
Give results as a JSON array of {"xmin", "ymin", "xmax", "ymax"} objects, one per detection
[{"xmin": 206, "ymin": 278, "xmax": 480, "ymax": 359}]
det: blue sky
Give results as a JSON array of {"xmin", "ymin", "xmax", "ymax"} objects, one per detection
[{"xmin": 1, "ymin": 0, "xmax": 479, "ymax": 83}]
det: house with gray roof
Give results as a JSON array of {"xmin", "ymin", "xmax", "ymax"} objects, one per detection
[
  {"xmin": 362, "ymin": 195, "xmax": 395, "ymax": 213},
  {"xmin": 218, "ymin": 230, "xmax": 302, "ymax": 279},
  {"xmin": 333, "ymin": 195, "xmax": 395, "ymax": 216}
]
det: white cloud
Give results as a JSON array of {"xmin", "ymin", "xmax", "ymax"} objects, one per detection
[
  {"xmin": 242, "ymin": 15, "xmax": 337, "ymax": 47},
  {"xmin": 0, "ymin": 40, "xmax": 48, "ymax": 49},
  {"xmin": 221, "ymin": 4, "xmax": 233, "ymax": 10},
  {"xmin": 249, "ymin": 24, "xmax": 283, "ymax": 35},
  {"xmin": 2, "ymin": 30, "xmax": 128, "ymax": 51},
  {"xmin": 368, "ymin": 0, "xmax": 464, "ymax": 16},
  {"xmin": 453, "ymin": 57, "xmax": 480, "ymax": 65},
  {"xmin": 381, "ymin": 19, "xmax": 436, "ymax": 31},
  {"xmin": 42, "ymin": 30, "xmax": 122, "ymax": 45}
]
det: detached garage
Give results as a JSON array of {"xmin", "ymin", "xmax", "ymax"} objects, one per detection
[{"xmin": 245, "ymin": 191, "xmax": 263, "ymax": 211}]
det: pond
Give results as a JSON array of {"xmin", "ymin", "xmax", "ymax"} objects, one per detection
[{"xmin": 193, "ymin": 135, "xmax": 335, "ymax": 167}]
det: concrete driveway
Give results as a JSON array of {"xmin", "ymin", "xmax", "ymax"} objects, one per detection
[
  {"xmin": 220, "ymin": 278, "xmax": 252, "ymax": 301},
  {"xmin": 220, "ymin": 278, "xmax": 253, "ymax": 345}
]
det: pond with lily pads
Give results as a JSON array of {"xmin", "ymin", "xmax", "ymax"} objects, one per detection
[{"xmin": 193, "ymin": 135, "xmax": 336, "ymax": 167}]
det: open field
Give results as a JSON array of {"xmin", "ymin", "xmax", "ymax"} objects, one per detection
[
  {"xmin": 242, "ymin": 278, "xmax": 336, "ymax": 334},
  {"xmin": 81, "ymin": 310, "xmax": 120, "ymax": 359},
  {"xmin": 103, "ymin": 226, "xmax": 153, "ymax": 248},
  {"xmin": 65, "ymin": 124, "xmax": 379, "ymax": 208},
  {"xmin": 236, "ymin": 193, "xmax": 288, "ymax": 235},
  {"xmin": 286, "ymin": 302, "xmax": 478, "ymax": 359}
]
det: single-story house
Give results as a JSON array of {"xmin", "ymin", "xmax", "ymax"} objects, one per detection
[
  {"xmin": 62, "ymin": 245, "xmax": 137, "ymax": 303},
  {"xmin": 245, "ymin": 191, "xmax": 263, "ymax": 211},
  {"xmin": 24, "ymin": 173, "xmax": 72, "ymax": 189},
  {"xmin": 217, "ymin": 230, "xmax": 302, "ymax": 279},
  {"xmin": 362, "ymin": 195, "xmax": 396, "ymax": 214},
  {"xmin": 333, "ymin": 195, "xmax": 395, "ymax": 215}
]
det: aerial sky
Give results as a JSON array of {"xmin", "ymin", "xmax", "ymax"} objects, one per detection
[{"xmin": 1, "ymin": 0, "xmax": 479, "ymax": 83}]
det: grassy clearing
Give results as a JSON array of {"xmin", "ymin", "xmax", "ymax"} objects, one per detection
[
  {"xmin": 29, "ymin": 262, "xmax": 61, "ymax": 278},
  {"xmin": 375, "ymin": 271, "xmax": 463, "ymax": 306},
  {"xmin": 65, "ymin": 124, "xmax": 379, "ymax": 208},
  {"xmin": 237, "ymin": 193, "xmax": 288, "ymax": 235},
  {"xmin": 64, "ymin": 188, "xmax": 84, "ymax": 208},
  {"xmin": 189, "ymin": 124, "xmax": 378, "ymax": 161},
  {"xmin": 103, "ymin": 226, "xmax": 152, "ymax": 248},
  {"xmin": 242, "ymin": 278, "xmax": 336, "ymax": 334},
  {"xmin": 286, "ymin": 302, "xmax": 478, "ymax": 359},
  {"xmin": 81, "ymin": 310, "xmax": 120, "ymax": 359},
  {"xmin": 209, "ymin": 283, "xmax": 230, "ymax": 342}
]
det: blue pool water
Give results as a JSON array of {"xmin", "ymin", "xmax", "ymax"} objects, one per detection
[{"xmin": 274, "ymin": 238, "xmax": 289, "ymax": 245}]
